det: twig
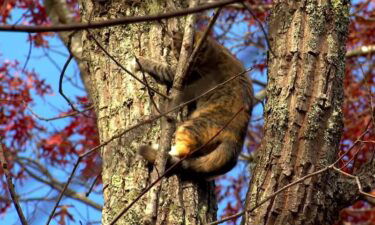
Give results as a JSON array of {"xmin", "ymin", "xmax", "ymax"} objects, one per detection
[
  {"xmin": 333, "ymin": 120, "xmax": 371, "ymax": 166},
  {"xmin": 85, "ymin": 174, "xmax": 100, "ymax": 197},
  {"xmin": 252, "ymin": 78, "xmax": 267, "ymax": 87},
  {"xmin": 21, "ymin": 33, "xmax": 33, "ymax": 72},
  {"xmin": 241, "ymin": 1, "xmax": 275, "ymax": 57},
  {"xmin": 16, "ymin": 159, "xmax": 102, "ymax": 211},
  {"xmin": 346, "ymin": 45, "xmax": 375, "ymax": 57},
  {"xmin": 45, "ymin": 157, "xmax": 82, "ymax": 225},
  {"xmin": 332, "ymin": 166, "xmax": 375, "ymax": 201},
  {"xmin": 0, "ymin": 143, "xmax": 28, "ymax": 225},
  {"xmin": 59, "ymin": 53, "xmax": 78, "ymax": 111},
  {"xmin": 339, "ymin": 145, "xmax": 362, "ymax": 171},
  {"xmin": 26, "ymin": 104, "xmax": 94, "ymax": 122},
  {"xmin": 0, "ymin": 0, "xmax": 242, "ymax": 33}
]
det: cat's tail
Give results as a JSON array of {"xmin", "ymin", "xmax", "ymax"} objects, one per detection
[{"xmin": 138, "ymin": 141, "xmax": 239, "ymax": 178}]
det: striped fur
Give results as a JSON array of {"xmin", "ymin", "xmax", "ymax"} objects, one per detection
[{"xmin": 135, "ymin": 32, "xmax": 253, "ymax": 178}]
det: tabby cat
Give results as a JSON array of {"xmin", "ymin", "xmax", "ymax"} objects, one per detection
[{"xmin": 132, "ymin": 32, "xmax": 253, "ymax": 178}]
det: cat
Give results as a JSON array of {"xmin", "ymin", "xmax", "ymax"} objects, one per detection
[{"xmin": 132, "ymin": 32, "xmax": 253, "ymax": 178}]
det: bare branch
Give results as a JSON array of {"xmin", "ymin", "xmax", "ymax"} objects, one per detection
[
  {"xmin": 85, "ymin": 174, "xmax": 100, "ymax": 197},
  {"xmin": 333, "ymin": 166, "xmax": 375, "ymax": 201},
  {"xmin": 224, "ymin": 2, "xmax": 272, "ymax": 12},
  {"xmin": 0, "ymin": 0, "xmax": 241, "ymax": 33},
  {"xmin": 135, "ymin": 57, "xmax": 163, "ymax": 115},
  {"xmin": 0, "ymin": 144, "xmax": 28, "ymax": 225},
  {"xmin": 26, "ymin": 104, "xmax": 94, "ymax": 121},
  {"xmin": 58, "ymin": 53, "xmax": 78, "ymax": 111},
  {"xmin": 252, "ymin": 79, "xmax": 267, "ymax": 87},
  {"xmin": 241, "ymin": 2, "xmax": 275, "ymax": 57},
  {"xmin": 45, "ymin": 157, "xmax": 82, "ymax": 225},
  {"xmin": 21, "ymin": 33, "xmax": 33, "ymax": 72},
  {"xmin": 346, "ymin": 45, "xmax": 375, "ymax": 57},
  {"xmin": 16, "ymin": 159, "xmax": 102, "ymax": 211}
]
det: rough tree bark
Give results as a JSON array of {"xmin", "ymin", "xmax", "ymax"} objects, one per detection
[
  {"xmin": 243, "ymin": 1, "xmax": 350, "ymax": 224},
  {"xmin": 78, "ymin": 1, "xmax": 216, "ymax": 224}
]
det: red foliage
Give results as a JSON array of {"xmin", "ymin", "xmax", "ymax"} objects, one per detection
[
  {"xmin": 39, "ymin": 97, "xmax": 100, "ymax": 179},
  {"xmin": 339, "ymin": 1, "xmax": 375, "ymax": 175},
  {"xmin": 0, "ymin": 0, "xmax": 51, "ymax": 46},
  {"xmin": 0, "ymin": 60, "xmax": 51, "ymax": 148},
  {"xmin": 336, "ymin": 201, "xmax": 375, "ymax": 225}
]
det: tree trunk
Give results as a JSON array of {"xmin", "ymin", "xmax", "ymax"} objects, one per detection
[
  {"xmin": 243, "ymin": 1, "xmax": 350, "ymax": 224},
  {"xmin": 78, "ymin": 1, "xmax": 216, "ymax": 224}
]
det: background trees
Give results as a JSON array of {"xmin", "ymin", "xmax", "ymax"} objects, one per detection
[{"xmin": 0, "ymin": 0, "xmax": 374, "ymax": 224}]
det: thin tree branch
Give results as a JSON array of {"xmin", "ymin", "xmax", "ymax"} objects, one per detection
[
  {"xmin": 0, "ymin": 143, "xmax": 28, "ymax": 225},
  {"xmin": 45, "ymin": 157, "xmax": 82, "ymax": 225},
  {"xmin": 241, "ymin": 1, "xmax": 275, "ymax": 57},
  {"xmin": 58, "ymin": 53, "xmax": 77, "ymax": 111},
  {"xmin": 26, "ymin": 104, "xmax": 94, "ymax": 122},
  {"xmin": 0, "ymin": 196, "xmax": 57, "ymax": 203},
  {"xmin": 224, "ymin": 2, "xmax": 272, "ymax": 12},
  {"xmin": 21, "ymin": 33, "xmax": 33, "ymax": 72},
  {"xmin": 346, "ymin": 45, "xmax": 375, "ymax": 57},
  {"xmin": 252, "ymin": 78, "xmax": 267, "ymax": 87},
  {"xmin": 0, "ymin": 0, "xmax": 242, "ymax": 33},
  {"xmin": 85, "ymin": 174, "xmax": 100, "ymax": 197},
  {"xmin": 16, "ymin": 159, "xmax": 102, "ymax": 211},
  {"xmin": 333, "ymin": 166, "xmax": 375, "ymax": 201}
]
